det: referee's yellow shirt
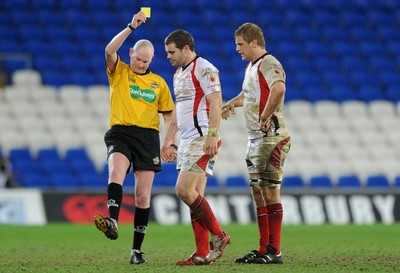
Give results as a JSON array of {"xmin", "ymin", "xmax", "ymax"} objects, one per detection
[{"xmin": 107, "ymin": 57, "xmax": 174, "ymax": 131}]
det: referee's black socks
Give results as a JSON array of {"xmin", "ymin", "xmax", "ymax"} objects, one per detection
[{"xmin": 107, "ymin": 182, "xmax": 123, "ymax": 221}]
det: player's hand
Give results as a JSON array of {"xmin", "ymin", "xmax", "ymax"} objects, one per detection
[
  {"xmin": 131, "ymin": 11, "xmax": 147, "ymax": 29},
  {"xmin": 203, "ymin": 136, "xmax": 218, "ymax": 157},
  {"xmin": 260, "ymin": 117, "xmax": 271, "ymax": 132},
  {"xmin": 161, "ymin": 145, "xmax": 177, "ymax": 163},
  {"xmin": 221, "ymin": 104, "xmax": 235, "ymax": 120}
]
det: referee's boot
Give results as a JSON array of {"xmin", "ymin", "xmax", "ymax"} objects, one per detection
[{"xmin": 94, "ymin": 214, "xmax": 119, "ymax": 240}]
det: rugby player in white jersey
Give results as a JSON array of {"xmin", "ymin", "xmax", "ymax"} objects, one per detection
[
  {"xmin": 161, "ymin": 29, "xmax": 231, "ymax": 266},
  {"xmin": 222, "ymin": 22, "xmax": 291, "ymax": 264}
]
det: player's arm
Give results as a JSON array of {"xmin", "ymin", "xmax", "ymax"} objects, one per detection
[
  {"xmin": 105, "ymin": 11, "xmax": 147, "ymax": 73},
  {"xmin": 161, "ymin": 109, "xmax": 179, "ymax": 163},
  {"xmin": 221, "ymin": 91, "xmax": 244, "ymax": 120},
  {"xmin": 260, "ymin": 81, "xmax": 285, "ymax": 132},
  {"xmin": 204, "ymin": 91, "xmax": 222, "ymax": 157}
]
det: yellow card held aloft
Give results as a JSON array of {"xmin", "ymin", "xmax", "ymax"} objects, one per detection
[{"xmin": 141, "ymin": 7, "xmax": 151, "ymax": 18}]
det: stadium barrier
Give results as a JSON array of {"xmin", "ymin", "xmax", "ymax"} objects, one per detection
[
  {"xmin": 40, "ymin": 190, "xmax": 400, "ymax": 225},
  {"xmin": 0, "ymin": 189, "xmax": 47, "ymax": 225},
  {"xmin": 1, "ymin": 189, "xmax": 399, "ymax": 225}
]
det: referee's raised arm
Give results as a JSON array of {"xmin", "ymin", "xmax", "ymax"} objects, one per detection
[{"xmin": 105, "ymin": 11, "xmax": 147, "ymax": 73}]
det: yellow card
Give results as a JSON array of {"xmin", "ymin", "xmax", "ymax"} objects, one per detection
[{"xmin": 141, "ymin": 7, "xmax": 151, "ymax": 18}]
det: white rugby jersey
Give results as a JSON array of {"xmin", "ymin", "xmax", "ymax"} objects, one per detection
[
  {"xmin": 242, "ymin": 52, "xmax": 289, "ymax": 139},
  {"xmin": 173, "ymin": 56, "xmax": 221, "ymax": 139}
]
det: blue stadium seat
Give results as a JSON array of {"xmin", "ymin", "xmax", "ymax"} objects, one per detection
[
  {"xmin": 285, "ymin": 10, "xmax": 311, "ymax": 27},
  {"xmin": 395, "ymin": 176, "xmax": 400, "ymax": 188},
  {"xmin": 322, "ymin": 72, "xmax": 350, "ymax": 87},
  {"xmin": 284, "ymin": 88, "xmax": 307, "ymax": 102},
  {"xmin": 379, "ymin": 71, "xmax": 400, "ymax": 87},
  {"xmin": 207, "ymin": 176, "xmax": 220, "ymax": 188},
  {"xmin": 12, "ymin": 161, "xmax": 43, "ymax": 187},
  {"xmin": 350, "ymin": 71, "xmax": 379, "ymax": 85},
  {"xmin": 349, "ymin": 27, "xmax": 376, "ymax": 43},
  {"xmin": 40, "ymin": 160, "xmax": 71, "ymax": 176},
  {"xmin": 339, "ymin": 10, "xmax": 366, "ymax": 27},
  {"xmin": 313, "ymin": 57, "xmax": 340, "ymax": 72},
  {"xmin": 309, "ymin": 176, "xmax": 333, "ymax": 188},
  {"xmin": 37, "ymin": 10, "xmax": 65, "ymax": 25},
  {"xmin": 87, "ymin": 0, "xmax": 110, "ymax": 12},
  {"xmin": 366, "ymin": 175, "xmax": 390, "ymax": 188},
  {"xmin": 338, "ymin": 175, "xmax": 361, "ymax": 188},
  {"xmin": 321, "ymin": 26, "xmax": 348, "ymax": 42},
  {"xmin": 50, "ymin": 172, "xmax": 81, "ymax": 190},
  {"xmin": 65, "ymin": 148, "xmax": 90, "ymax": 162},
  {"xmin": 295, "ymin": 71, "xmax": 323, "ymax": 88},
  {"xmin": 332, "ymin": 42, "xmax": 359, "ymax": 58},
  {"xmin": 377, "ymin": 26, "xmax": 400, "ymax": 42},
  {"xmin": 359, "ymin": 41, "xmax": 387, "ymax": 57},
  {"xmin": 9, "ymin": 148, "xmax": 34, "ymax": 162},
  {"xmin": 68, "ymin": 160, "xmax": 97, "ymax": 176},
  {"xmin": 32, "ymin": 0, "xmax": 56, "ymax": 10},
  {"xmin": 357, "ymin": 85, "xmax": 386, "ymax": 102},
  {"xmin": 33, "ymin": 57, "xmax": 61, "ymax": 73},
  {"xmin": 80, "ymin": 173, "xmax": 107, "ymax": 188},
  {"xmin": 367, "ymin": 11, "xmax": 393, "ymax": 27},
  {"xmin": 282, "ymin": 176, "xmax": 304, "ymax": 188},
  {"xmin": 304, "ymin": 41, "xmax": 331, "ymax": 57},
  {"xmin": 368, "ymin": 56, "xmax": 396, "ymax": 72},
  {"xmin": 225, "ymin": 176, "xmax": 247, "ymax": 188},
  {"xmin": 22, "ymin": 173, "xmax": 52, "ymax": 189},
  {"xmin": 11, "ymin": 11, "xmax": 37, "ymax": 27},
  {"xmin": 59, "ymin": 0, "xmax": 82, "ymax": 10},
  {"xmin": 386, "ymin": 87, "xmax": 400, "ymax": 103},
  {"xmin": 70, "ymin": 70, "xmax": 99, "ymax": 87},
  {"xmin": 303, "ymin": 86, "xmax": 332, "ymax": 102},
  {"xmin": 274, "ymin": 42, "xmax": 303, "ymax": 58},
  {"xmin": 0, "ymin": 38, "xmax": 26, "ymax": 52},
  {"xmin": 41, "ymin": 71, "xmax": 68, "ymax": 87},
  {"xmin": 312, "ymin": 10, "xmax": 338, "ymax": 27},
  {"xmin": 341, "ymin": 57, "xmax": 367, "ymax": 73},
  {"xmin": 37, "ymin": 148, "xmax": 61, "ymax": 162},
  {"xmin": 295, "ymin": 26, "xmax": 320, "ymax": 42}
]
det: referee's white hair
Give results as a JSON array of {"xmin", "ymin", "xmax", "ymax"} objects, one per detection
[{"xmin": 133, "ymin": 39, "xmax": 154, "ymax": 54}]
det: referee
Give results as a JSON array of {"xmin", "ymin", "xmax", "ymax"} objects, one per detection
[{"xmin": 94, "ymin": 10, "xmax": 174, "ymax": 265}]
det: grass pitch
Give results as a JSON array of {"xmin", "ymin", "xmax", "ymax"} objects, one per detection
[{"xmin": 0, "ymin": 223, "xmax": 399, "ymax": 273}]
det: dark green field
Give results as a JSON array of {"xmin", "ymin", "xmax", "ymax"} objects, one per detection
[{"xmin": 0, "ymin": 223, "xmax": 399, "ymax": 273}]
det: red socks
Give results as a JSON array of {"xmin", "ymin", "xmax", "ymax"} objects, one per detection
[
  {"xmin": 256, "ymin": 207, "xmax": 268, "ymax": 253},
  {"xmin": 189, "ymin": 194, "xmax": 222, "ymax": 236},
  {"xmin": 190, "ymin": 212, "xmax": 209, "ymax": 257},
  {"xmin": 267, "ymin": 203, "xmax": 283, "ymax": 254}
]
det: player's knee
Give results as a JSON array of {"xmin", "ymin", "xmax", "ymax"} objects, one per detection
[{"xmin": 175, "ymin": 183, "xmax": 189, "ymax": 201}]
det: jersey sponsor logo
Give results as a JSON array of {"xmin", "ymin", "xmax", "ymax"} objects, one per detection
[{"xmin": 130, "ymin": 86, "xmax": 156, "ymax": 102}]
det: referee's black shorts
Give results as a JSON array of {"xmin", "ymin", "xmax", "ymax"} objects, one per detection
[{"xmin": 104, "ymin": 125, "xmax": 161, "ymax": 173}]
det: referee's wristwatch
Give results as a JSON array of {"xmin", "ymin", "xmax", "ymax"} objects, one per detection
[{"xmin": 127, "ymin": 23, "xmax": 135, "ymax": 31}]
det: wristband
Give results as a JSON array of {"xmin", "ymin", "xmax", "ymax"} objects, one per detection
[
  {"xmin": 207, "ymin": 128, "xmax": 219, "ymax": 137},
  {"xmin": 170, "ymin": 144, "xmax": 178, "ymax": 150},
  {"xmin": 127, "ymin": 23, "xmax": 135, "ymax": 31}
]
